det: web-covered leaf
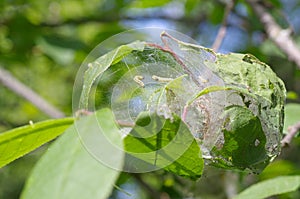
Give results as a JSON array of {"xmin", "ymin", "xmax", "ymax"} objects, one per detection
[
  {"xmin": 124, "ymin": 111, "xmax": 203, "ymax": 180},
  {"xmin": 78, "ymin": 30, "xmax": 286, "ymax": 174},
  {"xmin": 160, "ymin": 32, "xmax": 285, "ymax": 171},
  {"xmin": 79, "ymin": 41, "xmax": 145, "ymax": 109}
]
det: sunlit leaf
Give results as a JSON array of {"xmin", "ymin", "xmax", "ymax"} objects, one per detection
[
  {"xmin": 0, "ymin": 117, "xmax": 74, "ymax": 168},
  {"xmin": 233, "ymin": 175, "xmax": 300, "ymax": 199},
  {"xmin": 259, "ymin": 160, "xmax": 300, "ymax": 180},
  {"xmin": 21, "ymin": 109, "xmax": 124, "ymax": 199}
]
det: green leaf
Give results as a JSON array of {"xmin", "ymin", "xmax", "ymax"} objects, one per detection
[
  {"xmin": 286, "ymin": 91, "xmax": 298, "ymax": 100},
  {"xmin": 129, "ymin": 0, "xmax": 171, "ymax": 8},
  {"xmin": 259, "ymin": 160, "xmax": 300, "ymax": 180},
  {"xmin": 0, "ymin": 117, "xmax": 74, "ymax": 168},
  {"xmin": 21, "ymin": 109, "xmax": 124, "ymax": 199},
  {"xmin": 284, "ymin": 103, "xmax": 300, "ymax": 135},
  {"xmin": 36, "ymin": 37, "xmax": 75, "ymax": 66},
  {"xmin": 209, "ymin": 3, "xmax": 225, "ymax": 24},
  {"xmin": 80, "ymin": 41, "xmax": 145, "ymax": 109},
  {"xmin": 233, "ymin": 175, "xmax": 300, "ymax": 199},
  {"xmin": 212, "ymin": 105, "xmax": 268, "ymax": 172},
  {"xmin": 185, "ymin": 0, "xmax": 202, "ymax": 14},
  {"xmin": 124, "ymin": 112, "xmax": 203, "ymax": 180},
  {"xmin": 187, "ymin": 85, "xmax": 232, "ymax": 106}
]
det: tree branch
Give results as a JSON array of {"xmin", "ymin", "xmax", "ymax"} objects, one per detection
[
  {"xmin": 281, "ymin": 121, "xmax": 300, "ymax": 147},
  {"xmin": 246, "ymin": 0, "xmax": 300, "ymax": 69},
  {"xmin": 36, "ymin": 15, "xmax": 204, "ymax": 27},
  {"xmin": 212, "ymin": 0, "xmax": 235, "ymax": 51},
  {"xmin": 0, "ymin": 67, "xmax": 65, "ymax": 118}
]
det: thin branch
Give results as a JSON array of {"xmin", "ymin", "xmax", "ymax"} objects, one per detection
[
  {"xmin": 224, "ymin": 172, "xmax": 238, "ymax": 198},
  {"xmin": 0, "ymin": 15, "xmax": 205, "ymax": 28},
  {"xmin": 246, "ymin": 0, "xmax": 300, "ymax": 69},
  {"xmin": 131, "ymin": 173, "xmax": 161, "ymax": 199},
  {"xmin": 212, "ymin": 0, "xmax": 235, "ymax": 51},
  {"xmin": 0, "ymin": 67, "xmax": 65, "ymax": 118},
  {"xmin": 147, "ymin": 31, "xmax": 204, "ymax": 88},
  {"xmin": 281, "ymin": 121, "xmax": 300, "ymax": 147},
  {"xmin": 147, "ymin": 42, "xmax": 200, "ymax": 87}
]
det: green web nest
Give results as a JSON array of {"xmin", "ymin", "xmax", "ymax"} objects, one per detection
[{"xmin": 79, "ymin": 31, "xmax": 286, "ymax": 173}]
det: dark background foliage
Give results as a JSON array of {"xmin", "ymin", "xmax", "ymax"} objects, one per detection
[{"xmin": 1, "ymin": 0, "xmax": 300, "ymax": 198}]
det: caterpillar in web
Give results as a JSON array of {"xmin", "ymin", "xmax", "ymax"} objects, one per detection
[{"xmin": 133, "ymin": 75, "xmax": 145, "ymax": 87}]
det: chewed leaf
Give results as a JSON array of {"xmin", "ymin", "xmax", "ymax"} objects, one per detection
[
  {"xmin": 163, "ymin": 33, "xmax": 285, "ymax": 170},
  {"xmin": 206, "ymin": 53, "xmax": 286, "ymax": 158},
  {"xmin": 211, "ymin": 105, "xmax": 268, "ymax": 172}
]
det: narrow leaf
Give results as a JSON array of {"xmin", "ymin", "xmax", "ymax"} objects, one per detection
[
  {"xmin": 0, "ymin": 117, "xmax": 74, "ymax": 168},
  {"xmin": 21, "ymin": 109, "xmax": 124, "ymax": 199},
  {"xmin": 233, "ymin": 175, "xmax": 300, "ymax": 199}
]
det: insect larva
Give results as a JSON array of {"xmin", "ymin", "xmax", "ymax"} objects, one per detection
[
  {"xmin": 133, "ymin": 75, "xmax": 145, "ymax": 87},
  {"xmin": 152, "ymin": 75, "xmax": 173, "ymax": 82},
  {"xmin": 199, "ymin": 76, "xmax": 208, "ymax": 83},
  {"xmin": 29, "ymin": 120, "xmax": 34, "ymax": 127}
]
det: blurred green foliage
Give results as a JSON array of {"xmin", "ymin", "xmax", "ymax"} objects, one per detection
[{"xmin": 1, "ymin": 0, "xmax": 300, "ymax": 198}]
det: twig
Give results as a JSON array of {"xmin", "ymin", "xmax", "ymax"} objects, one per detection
[
  {"xmin": 212, "ymin": 0, "xmax": 235, "ymax": 51},
  {"xmin": 281, "ymin": 121, "xmax": 300, "ymax": 147},
  {"xmin": 0, "ymin": 14, "xmax": 205, "ymax": 28},
  {"xmin": 0, "ymin": 67, "xmax": 65, "ymax": 118},
  {"xmin": 246, "ymin": 0, "xmax": 300, "ymax": 69},
  {"xmin": 131, "ymin": 173, "xmax": 161, "ymax": 199},
  {"xmin": 147, "ymin": 32, "xmax": 204, "ymax": 88},
  {"xmin": 40, "ymin": 15, "xmax": 204, "ymax": 27},
  {"xmin": 224, "ymin": 171, "xmax": 238, "ymax": 198}
]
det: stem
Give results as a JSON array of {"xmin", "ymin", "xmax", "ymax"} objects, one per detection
[
  {"xmin": 131, "ymin": 173, "xmax": 161, "ymax": 199},
  {"xmin": 146, "ymin": 42, "xmax": 201, "ymax": 88},
  {"xmin": 116, "ymin": 120, "xmax": 135, "ymax": 127},
  {"xmin": 224, "ymin": 172, "xmax": 238, "ymax": 198},
  {"xmin": 0, "ymin": 67, "xmax": 65, "ymax": 118},
  {"xmin": 246, "ymin": 0, "xmax": 300, "ymax": 69},
  {"xmin": 281, "ymin": 121, "xmax": 300, "ymax": 147},
  {"xmin": 212, "ymin": 0, "xmax": 235, "ymax": 51}
]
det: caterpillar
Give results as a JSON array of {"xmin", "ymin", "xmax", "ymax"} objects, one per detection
[
  {"xmin": 133, "ymin": 75, "xmax": 145, "ymax": 87},
  {"xmin": 152, "ymin": 75, "xmax": 173, "ymax": 82}
]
